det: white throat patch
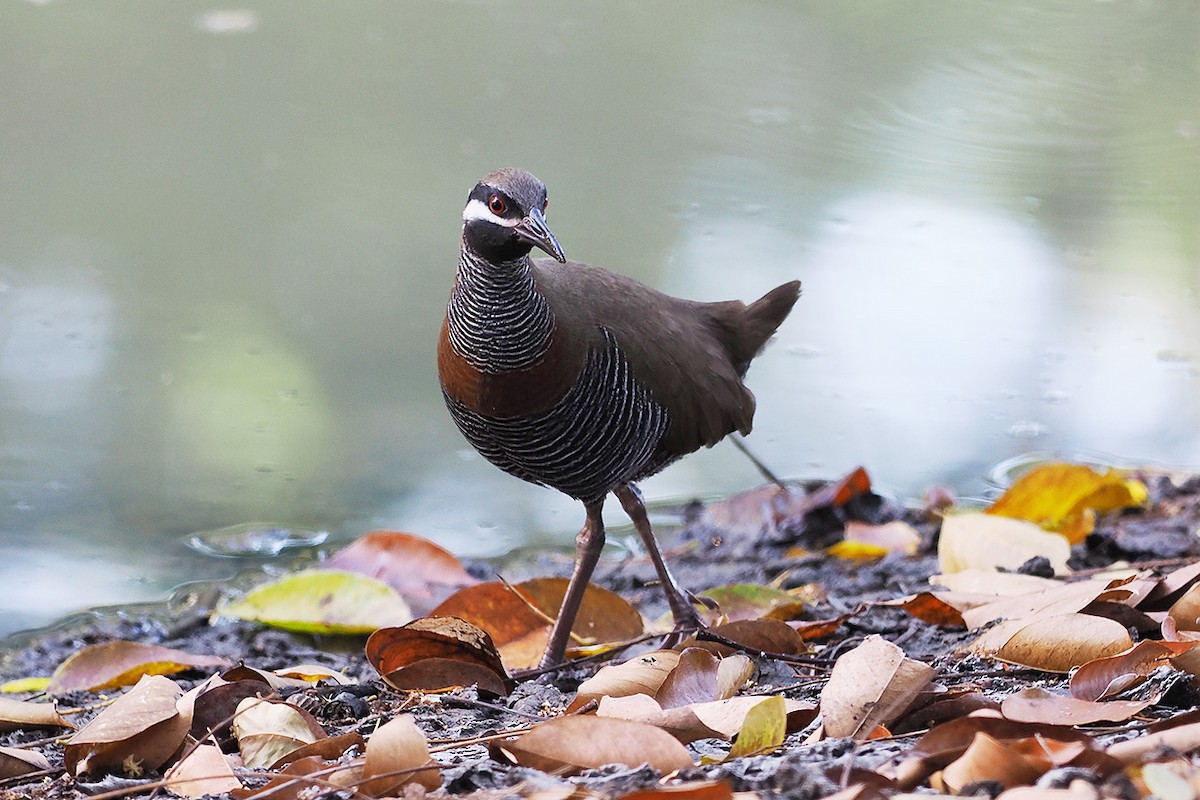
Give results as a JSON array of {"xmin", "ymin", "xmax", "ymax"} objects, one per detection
[{"xmin": 462, "ymin": 198, "xmax": 519, "ymax": 226}]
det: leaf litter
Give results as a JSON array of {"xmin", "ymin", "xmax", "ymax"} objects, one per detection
[{"xmin": 0, "ymin": 463, "xmax": 1199, "ymax": 799}]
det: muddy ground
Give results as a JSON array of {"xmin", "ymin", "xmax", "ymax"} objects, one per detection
[{"xmin": 2, "ymin": 471, "xmax": 1199, "ymax": 799}]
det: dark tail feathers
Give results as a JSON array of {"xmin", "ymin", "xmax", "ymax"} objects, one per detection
[{"xmin": 730, "ymin": 280, "xmax": 801, "ymax": 375}]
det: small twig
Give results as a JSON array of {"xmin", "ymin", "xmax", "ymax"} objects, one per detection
[
  {"xmin": 0, "ymin": 767, "xmax": 56, "ymax": 790},
  {"xmin": 496, "ymin": 575, "xmax": 590, "ymax": 646},
  {"xmin": 428, "ymin": 724, "xmax": 536, "ymax": 752},
  {"xmin": 729, "ymin": 434, "xmax": 788, "ymax": 490},
  {"xmin": 438, "ymin": 694, "xmax": 547, "ymax": 722},
  {"xmin": 692, "ymin": 627, "xmax": 832, "ymax": 667}
]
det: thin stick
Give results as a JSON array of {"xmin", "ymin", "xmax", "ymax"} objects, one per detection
[{"xmin": 729, "ymin": 434, "xmax": 787, "ymax": 489}]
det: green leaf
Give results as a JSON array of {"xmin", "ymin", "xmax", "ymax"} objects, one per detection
[
  {"xmin": 216, "ymin": 569, "xmax": 412, "ymax": 634},
  {"xmin": 726, "ymin": 696, "xmax": 786, "ymax": 760}
]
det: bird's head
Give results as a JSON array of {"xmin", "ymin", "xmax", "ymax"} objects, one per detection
[{"xmin": 462, "ymin": 168, "xmax": 567, "ymax": 264}]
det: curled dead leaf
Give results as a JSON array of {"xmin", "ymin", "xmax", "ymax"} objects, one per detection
[
  {"xmin": 64, "ymin": 674, "xmax": 189, "ymax": 776},
  {"xmin": 569, "ymin": 650, "xmax": 681, "ymax": 712},
  {"xmin": 0, "ymin": 696, "xmax": 74, "ymax": 733},
  {"xmin": 366, "ymin": 616, "xmax": 510, "ymax": 696},
  {"xmin": 820, "ymin": 635, "xmax": 934, "ymax": 740}
]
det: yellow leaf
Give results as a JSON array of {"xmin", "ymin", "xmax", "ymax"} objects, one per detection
[
  {"xmin": 986, "ymin": 462, "xmax": 1148, "ymax": 544},
  {"xmin": 216, "ymin": 569, "xmax": 411, "ymax": 634},
  {"xmin": 726, "ymin": 696, "xmax": 787, "ymax": 760},
  {"xmin": 827, "ymin": 540, "xmax": 890, "ymax": 560},
  {"xmin": 0, "ymin": 677, "xmax": 51, "ymax": 694}
]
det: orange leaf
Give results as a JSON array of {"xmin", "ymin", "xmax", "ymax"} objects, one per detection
[
  {"xmin": 432, "ymin": 578, "xmax": 643, "ymax": 669},
  {"xmin": 322, "ymin": 530, "xmax": 477, "ymax": 615}
]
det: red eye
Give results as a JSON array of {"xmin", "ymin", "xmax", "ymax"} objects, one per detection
[{"xmin": 488, "ymin": 195, "xmax": 507, "ymax": 214}]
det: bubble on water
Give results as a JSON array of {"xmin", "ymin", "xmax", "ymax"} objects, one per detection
[
  {"xmin": 1007, "ymin": 420, "xmax": 1048, "ymax": 439},
  {"xmin": 195, "ymin": 9, "xmax": 259, "ymax": 34},
  {"xmin": 188, "ymin": 523, "xmax": 327, "ymax": 557}
]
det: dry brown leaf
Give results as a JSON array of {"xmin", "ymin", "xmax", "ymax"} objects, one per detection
[
  {"xmin": 0, "ymin": 696, "xmax": 74, "ymax": 733},
  {"xmin": 715, "ymin": 655, "xmax": 754, "ymax": 701},
  {"xmin": 361, "ymin": 714, "xmax": 441, "ymax": 794},
  {"xmin": 892, "ymin": 715, "xmax": 1107, "ymax": 791},
  {"xmin": 366, "ymin": 616, "xmax": 510, "ymax": 696},
  {"xmin": 270, "ymin": 731, "xmax": 365, "ymax": 770},
  {"xmin": 1145, "ymin": 561, "xmax": 1200, "ymax": 607},
  {"xmin": 495, "ymin": 716, "xmax": 693, "ymax": 774},
  {"xmin": 46, "ymin": 641, "xmax": 229, "ymax": 695},
  {"xmin": 1167, "ymin": 582, "xmax": 1200, "ymax": 632},
  {"xmin": 596, "ymin": 693, "xmax": 816, "ymax": 744},
  {"xmin": 64, "ymin": 674, "xmax": 189, "ymax": 776},
  {"xmin": 1000, "ymin": 687, "xmax": 1152, "ymax": 725},
  {"xmin": 187, "ymin": 678, "xmax": 273, "ymax": 746},
  {"xmin": 221, "ymin": 663, "xmax": 310, "ymax": 691},
  {"xmin": 695, "ymin": 468, "xmax": 871, "ymax": 540},
  {"xmin": 615, "ymin": 779, "xmax": 734, "ymax": 800},
  {"xmin": 272, "ymin": 663, "xmax": 355, "ymax": 685},
  {"xmin": 0, "ymin": 745, "xmax": 50, "ymax": 779},
  {"xmin": 961, "ymin": 579, "xmax": 1127, "ymax": 630},
  {"xmin": 982, "ymin": 613, "xmax": 1134, "ymax": 673},
  {"xmin": 230, "ymin": 755, "xmax": 335, "ymax": 800},
  {"xmin": 656, "ymin": 648, "xmax": 719, "ymax": 709},
  {"xmin": 941, "ymin": 731, "xmax": 1074, "ymax": 792},
  {"xmin": 938, "ymin": 514, "xmax": 1070, "ymax": 575},
  {"xmin": 820, "ymin": 635, "xmax": 935, "ymax": 740},
  {"xmin": 322, "ymin": 530, "xmax": 478, "ymax": 614},
  {"xmin": 233, "ymin": 696, "xmax": 321, "ymax": 770},
  {"xmin": 164, "ymin": 743, "xmax": 242, "ymax": 798},
  {"xmin": 931, "ymin": 569, "xmax": 1064, "ymax": 596},
  {"xmin": 681, "ymin": 618, "xmax": 808, "ymax": 658},
  {"xmin": 1069, "ymin": 640, "xmax": 1185, "ymax": 701},
  {"xmin": 569, "ymin": 650, "xmax": 681, "ymax": 712}
]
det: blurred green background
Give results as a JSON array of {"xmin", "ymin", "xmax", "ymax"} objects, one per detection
[{"xmin": 1, "ymin": 1, "xmax": 1197, "ymax": 635}]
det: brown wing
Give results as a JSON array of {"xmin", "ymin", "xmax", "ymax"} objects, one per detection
[{"xmin": 532, "ymin": 261, "xmax": 798, "ymax": 459}]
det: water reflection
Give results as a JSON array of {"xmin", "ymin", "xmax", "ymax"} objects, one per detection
[{"xmin": 1, "ymin": 1, "xmax": 1197, "ymax": 637}]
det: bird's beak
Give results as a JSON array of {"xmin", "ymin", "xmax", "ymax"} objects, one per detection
[{"xmin": 514, "ymin": 207, "xmax": 566, "ymax": 263}]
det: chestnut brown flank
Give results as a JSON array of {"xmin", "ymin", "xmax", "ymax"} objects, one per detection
[{"xmin": 438, "ymin": 316, "xmax": 579, "ymax": 419}]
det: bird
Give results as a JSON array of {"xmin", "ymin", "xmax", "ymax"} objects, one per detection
[{"xmin": 438, "ymin": 168, "xmax": 801, "ymax": 666}]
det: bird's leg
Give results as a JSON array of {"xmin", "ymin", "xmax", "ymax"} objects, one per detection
[
  {"xmin": 614, "ymin": 483, "xmax": 704, "ymax": 632},
  {"xmin": 541, "ymin": 498, "xmax": 607, "ymax": 667}
]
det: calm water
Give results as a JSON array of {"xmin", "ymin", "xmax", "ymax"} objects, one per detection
[{"xmin": 2, "ymin": 2, "xmax": 1198, "ymax": 636}]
